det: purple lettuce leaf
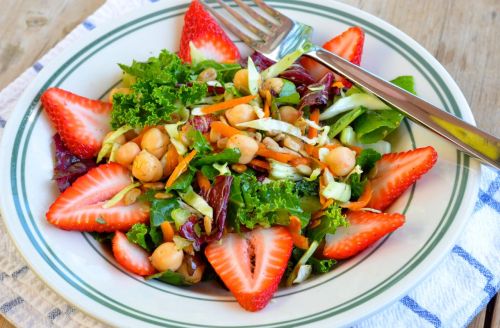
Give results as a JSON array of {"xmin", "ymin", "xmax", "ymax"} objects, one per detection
[
  {"xmin": 279, "ymin": 64, "xmax": 315, "ymax": 86},
  {"xmin": 250, "ymin": 51, "xmax": 275, "ymax": 71},
  {"xmin": 53, "ymin": 134, "xmax": 96, "ymax": 192},
  {"xmin": 297, "ymin": 72, "xmax": 335, "ymax": 111},
  {"xmin": 189, "ymin": 114, "xmax": 217, "ymax": 134},
  {"xmin": 179, "ymin": 176, "xmax": 233, "ymax": 250}
]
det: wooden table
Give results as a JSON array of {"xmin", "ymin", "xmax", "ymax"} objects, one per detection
[{"xmin": 0, "ymin": 0, "xmax": 498, "ymax": 327}]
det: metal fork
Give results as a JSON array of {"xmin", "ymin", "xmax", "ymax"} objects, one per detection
[{"xmin": 201, "ymin": 0, "xmax": 500, "ymax": 169}]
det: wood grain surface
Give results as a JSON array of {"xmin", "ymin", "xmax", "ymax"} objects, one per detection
[{"xmin": 0, "ymin": 0, "xmax": 498, "ymax": 327}]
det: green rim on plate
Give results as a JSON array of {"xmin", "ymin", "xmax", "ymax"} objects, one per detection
[{"xmin": 6, "ymin": 1, "xmax": 472, "ymax": 327}]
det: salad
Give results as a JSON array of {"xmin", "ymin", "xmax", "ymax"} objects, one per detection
[{"xmin": 42, "ymin": 0, "xmax": 437, "ymax": 312}]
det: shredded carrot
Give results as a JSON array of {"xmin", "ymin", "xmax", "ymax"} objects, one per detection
[
  {"xmin": 166, "ymin": 150, "xmax": 197, "ymax": 188},
  {"xmin": 308, "ymin": 109, "xmax": 320, "ymax": 139},
  {"xmin": 311, "ymin": 210, "xmax": 324, "ymax": 221},
  {"xmin": 332, "ymin": 81, "xmax": 345, "ymax": 89},
  {"xmin": 289, "ymin": 216, "xmax": 309, "ymax": 250},
  {"xmin": 201, "ymin": 95, "xmax": 256, "ymax": 114},
  {"xmin": 347, "ymin": 145, "xmax": 363, "ymax": 155},
  {"xmin": 263, "ymin": 90, "xmax": 271, "ymax": 118},
  {"xmin": 321, "ymin": 198, "xmax": 334, "ymax": 210},
  {"xmin": 290, "ymin": 157, "xmax": 311, "ymax": 167},
  {"xmin": 309, "ymin": 218, "xmax": 321, "ymax": 229},
  {"xmin": 341, "ymin": 181, "xmax": 373, "ymax": 211},
  {"xmin": 210, "ymin": 121, "xmax": 242, "ymax": 138},
  {"xmin": 249, "ymin": 159, "xmax": 270, "ymax": 170},
  {"xmin": 160, "ymin": 222, "xmax": 174, "ymax": 242},
  {"xmin": 256, "ymin": 144, "xmax": 300, "ymax": 163},
  {"xmin": 196, "ymin": 171, "xmax": 211, "ymax": 195},
  {"xmin": 131, "ymin": 126, "xmax": 151, "ymax": 145},
  {"xmin": 164, "ymin": 144, "xmax": 180, "ymax": 177},
  {"xmin": 319, "ymin": 174, "xmax": 326, "ymax": 205}
]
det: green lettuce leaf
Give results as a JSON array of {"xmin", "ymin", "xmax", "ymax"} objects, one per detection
[
  {"xmin": 228, "ymin": 175, "xmax": 310, "ymax": 230},
  {"xmin": 307, "ymin": 203, "xmax": 348, "ymax": 242},
  {"xmin": 150, "ymin": 198, "xmax": 180, "ymax": 227},
  {"xmin": 111, "ymin": 50, "xmax": 207, "ymax": 129},
  {"xmin": 187, "ymin": 129, "xmax": 212, "ymax": 154},
  {"xmin": 165, "ymin": 169, "xmax": 195, "ymax": 193},
  {"xmin": 190, "ymin": 60, "xmax": 241, "ymax": 83},
  {"xmin": 192, "ymin": 148, "xmax": 240, "ymax": 166},
  {"xmin": 353, "ymin": 109, "xmax": 404, "ymax": 143},
  {"xmin": 391, "ymin": 75, "xmax": 416, "ymax": 94},
  {"xmin": 125, "ymin": 223, "xmax": 163, "ymax": 251},
  {"xmin": 328, "ymin": 106, "xmax": 366, "ymax": 138},
  {"xmin": 146, "ymin": 270, "xmax": 192, "ymax": 286},
  {"xmin": 356, "ymin": 148, "xmax": 381, "ymax": 172}
]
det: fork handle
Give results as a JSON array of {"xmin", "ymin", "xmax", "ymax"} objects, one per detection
[{"xmin": 304, "ymin": 49, "xmax": 500, "ymax": 169}]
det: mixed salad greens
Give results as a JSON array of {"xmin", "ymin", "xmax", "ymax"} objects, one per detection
[{"xmin": 42, "ymin": 0, "xmax": 437, "ymax": 312}]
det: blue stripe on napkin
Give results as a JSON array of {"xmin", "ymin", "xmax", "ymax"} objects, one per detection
[
  {"xmin": 82, "ymin": 20, "xmax": 96, "ymax": 30},
  {"xmin": 400, "ymin": 296, "xmax": 442, "ymax": 327}
]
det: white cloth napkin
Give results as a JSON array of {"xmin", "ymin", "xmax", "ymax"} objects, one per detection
[{"xmin": 0, "ymin": 1, "xmax": 498, "ymax": 327}]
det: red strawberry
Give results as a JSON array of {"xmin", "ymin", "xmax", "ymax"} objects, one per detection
[
  {"xmin": 46, "ymin": 163, "xmax": 149, "ymax": 232},
  {"xmin": 368, "ymin": 146, "xmax": 438, "ymax": 211},
  {"xmin": 205, "ymin": 227, "xmax": 292, "ymax": 311},
  {"xmin": 179, "ymin": 0, "xmax": 240, "ymax": 63},
  {"xmin": 112, "ymin": 231, "xmax": 156, "ymax": 276},
  {"xmin": 41, "ymin": 87, "xmax": 111, "ymax": 159},
  {"xmin": 323, "ymin": 211, "xmax": 405, "ymax": 260},
  {"xmin": 301, "ymin": 26, "xmax": 365, "ymax": 85}
]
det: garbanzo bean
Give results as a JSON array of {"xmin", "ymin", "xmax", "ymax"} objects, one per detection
[
  {"xmin": 132, "ymin": 150, "xmax": 163, "ymax": 182},
  {"xmin": 225, "ymin": 104, "xmax": 257, "ymax": 127},
  {"xmin": 260, "ymin": 77, "xmax": 284, "ymax": 97},
  {"xmin": 226, "ymin": 134, "xmax": 259, "ymax": 164},
  {"xmin": 279, "ymin": 106, "xmax": 301, "ymax": 124},
  {"xmin": 115, "ymin": 142, "xmax": 141, "ymax": 166},
  {"xmin": 141, "ymin": 128, "xmax": 169, "ymax": 159},
  {"xmin": 324, "ymin": 146, "xmax": 356, "ymax": 177},
  {"xmin": 233, "ymin": 69, "xmax": 249, "ymax": 94},
  {"xmin": 149, "ymin": 242, "xmax": 184, "ymax": 272},
  {"xmin": 197, "ymin": 67, "xmax": 217, "ymax": 82}
]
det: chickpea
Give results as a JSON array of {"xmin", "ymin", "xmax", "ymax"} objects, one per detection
[
  {"xmin": 280, "ymin": 106, "xmax": 301, "ymax": 124},
  {"xmin": 149, "ymin": 242, "xmax": 184, "ymax": 272},
  {"xmin": 197, "ymin": 67, "xmax": 217, "ymax": 82},
  {"xmin": 283, "ymin": 136, "xmax": 304, "ymax": 152},
  {"xmin": 233, "ymin": 69, "xmax": 249, "ymax": 94},
  {"xmin": 225, "ymin": 104, "xmax": 257, "ymax": 127},
  {"xmin": 141, "ymin": 128, "xmax": 169, "ymax": 159},
  {"xmin": 108, "ymin": 87, "xmax": 131, "ymax": 103},
  {"xmin": 132, "ymin": 150, "xmax": 163, "ymax": 182},
  {"xmin": 226, "ymin": 134, "xmax": 259, "ymax": 164},
  {"xmin": 259, "ymin": 78, "xmax": 284, "ymax": 97},
  {"xmin": 324, "ymin": 146, "xmax": 356, "ymax": 177},
  {"xmin": 115, "ymin": 142, "xmax": 141, "ymax": 166},
  {"xmin": 104, "ymin": 131, "xmax": 126, "ymax": 145},
  {"xmin": 123, "ymin": 188, "xmax": 141, "ymax": 206}
]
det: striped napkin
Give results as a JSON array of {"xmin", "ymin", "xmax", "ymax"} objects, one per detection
[{"xmin": 0, "ymin": 1, "xmax": 498, "ymax": 327}]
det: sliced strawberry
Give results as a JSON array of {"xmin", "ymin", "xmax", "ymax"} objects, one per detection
[
  {"xmin": 205, "ymin": 227, "xmax": 292, "ymax": 311},
  {"xmin": 368, "ymin": 146, "xmax": 438, "ymax": 211},
  {"xmin": 301, "ymin": 26, "xmax": 365, "ymax": 85},
  {"xmin": 112, "ymin": 231, "xmax": 156, "ymax": 276},
  {"xmin": 46, "ymin": 163, "xmax": 149, "ymax": 232},
  {"xmin": 323, "ymin": 210, "xmax": 405, "ymax": 260},
  {"xmin": 41, "ymin": 87, "xmax": 111, "ymax": 159},
  {"xmin": 179, "ymin": 0, "xmax": 240, "ymax": 63}
]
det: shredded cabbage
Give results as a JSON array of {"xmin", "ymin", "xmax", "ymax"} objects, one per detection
[
  {"xmin": 97, "ymin": 125, "xmax": 133, "ymax": 163},
  {"xmin": 102, "ymin": 182, "xmax": 139, "ymax": 209},
  {"xmin": 269, "ymin": 160, "xmax": 302, "ymax": 181},
  {"xmin": 322, "ymin": 180, "xmax": 351, "ymax": 202},
  {"xmin": 237, "ymin": 118, "xmax": 317, "ymax": 144},
  {"xmin": 319, "ymin": 93, "xmax": 391, "ymax": 121},
  {"xmin": 179, "ymin": 186, "xmax": 213, "ymax": 219},
  {"xmin": 247, "ymin": 57, "xmax": 260, "ymax": 96}
]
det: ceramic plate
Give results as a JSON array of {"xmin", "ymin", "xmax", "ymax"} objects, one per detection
[{"xmin": 0, "ymin": 0, "xmax": 480, "ymax": 327}]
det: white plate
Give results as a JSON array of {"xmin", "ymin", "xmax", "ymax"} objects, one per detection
[{"xmin": 0, "ymin": 0, "xmax": 480, "ymax": 327}]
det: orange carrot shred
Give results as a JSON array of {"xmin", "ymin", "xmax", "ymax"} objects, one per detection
[
  {"xmin": 166, "ymin": 150, "xmax": 197, "ymax": 188},
  {"xmin": 160, "ymin": 222, "xmax": 174, "ymax": 242},
  {"xmin": 210, "ymin": 121, "xmax": 242, "ymax": 138},
  {"xmin": 164, "ymin": 144, "xmax": 180, "ymax": 177},
  {"xmin": 249, "ymin": 159, "xmax": 270, "ymax": 170},
  {"xmin": 196, "ymin": 171, "xmax": 211, "ymax": 194},
  {"xmin": 321, "ymin": 198, "xmax": 334, "ymax": 210},
  {"xmin": 308, "ymin": 108, "xmax": 320, "ymax": 139},
  {"xmin": 290, "ymin": 157, "xmax": 310, "ymax": 167},
  {"xmin": 332, "ymin": 81, "xmax": 345, "ymax": 89},
  {"xmin": 263, "ymin": 90, "xmax": 271, "ymax": 118},
  {"xmin": 289, "ymin": 216, "xmax": 309, "ymax": 250},
  {"xmin": 340, "ymin": 181, "xmax": 373, "ymax": 211},
  {"xmin": 201, "ymin": 95, "xmax": 256, "ymax": 114},
  {"xmin": 347, "ymin": 145, "xmax": 363, "ymax": 155},
  {"xmin": 256, "ymin": 144, "xmax": 300, "ymax": 163}
]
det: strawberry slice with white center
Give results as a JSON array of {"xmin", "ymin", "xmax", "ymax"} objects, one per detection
[
  {"xmin": 41, "ymin": 87, "xmax": 111, "ymax": 159},
  {"xmin": 46, "ymin": 163, "xmax": 149, "ymax": 232},
  {"xmin": 368, "ymin": 146, "xmax": 438, "ymax": 211},
  {"xmin": 323, "ymin": 211, "xmax": 405, "ymax": 260},
  {"xmin": 301, "ymin": 26, "xmax": 365, "ymax": 85},
  {"xmin": 205, "ymin": 227, "xmax": 293, "ymax": 311},
  {"xmin": 112, "ymin": 231, "xmax": 156, "ymax": 276},
  {"xmin": 178, "ymin": 0, "xmax": 240, "ymax": 63}
]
